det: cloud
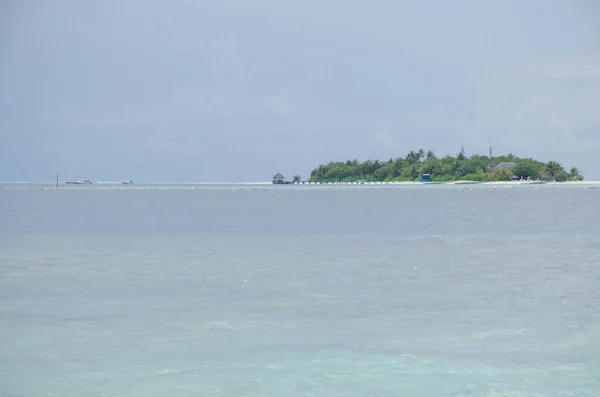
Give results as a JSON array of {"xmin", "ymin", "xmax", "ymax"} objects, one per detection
[{"xmin": 1, "ymin": 0, "xmax": 600, "ymax": 180}]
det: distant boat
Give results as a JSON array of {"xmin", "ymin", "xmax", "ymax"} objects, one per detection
[
  {"xmin": 65, "ymin": 179, "xmax": 92, "ymax": 184},
  {"xmin": 121, "ymin": 180, "xmax": 134, "ymax": 184}
]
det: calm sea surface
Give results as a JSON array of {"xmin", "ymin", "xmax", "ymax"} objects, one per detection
[{"xmin": 1, "ymin": 183, "xmax": 599, "ymax": 396}]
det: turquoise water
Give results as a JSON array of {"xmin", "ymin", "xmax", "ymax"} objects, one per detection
[{"xmin": 1, "ymin": 185, "xmax": 599, "ymax": 396}]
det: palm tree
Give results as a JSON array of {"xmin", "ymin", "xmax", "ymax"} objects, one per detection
[
  {"xmin": 426, "ymin": 150, "xmax": 436, "ymax": 161},
  {"xmin": 569, "ymin": 167, "xmax": 581, "ymax": 181},
  {"xmin": 417, "ymin": 148, "xmax": 425, "ymax": 161},
  {"xmin": 409, "ymin": 164, "xmax": 419, "ymax": 180},
  {"xmin": 406, "ymin": 150, "xmax": 419, "ymax": 164},
  {"xmin": 543, "ymin": 161, "xmax": 564, "ymax": 180},
  {"xmin": 457, "ymin": 146, "xmax": 466, "ymax": 161}
]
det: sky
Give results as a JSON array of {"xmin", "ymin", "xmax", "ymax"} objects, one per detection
[{"xmin": 1, "ymin": 0, "xmax": 599, "ymax": 181}]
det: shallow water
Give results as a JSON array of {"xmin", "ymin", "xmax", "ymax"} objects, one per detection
[{"xmin": 1, "ymin": 185, "xmax": 599, "ymax": 396}]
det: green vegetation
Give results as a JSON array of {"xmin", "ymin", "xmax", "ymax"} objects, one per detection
[{"xmin": 308, "ymin": 149, "xmax": 583, "ymax": 183}]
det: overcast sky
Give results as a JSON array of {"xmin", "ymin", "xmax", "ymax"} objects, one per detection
[{"xmin": 1, "ymin": 0, "xmax": 599, "ymax": 181}]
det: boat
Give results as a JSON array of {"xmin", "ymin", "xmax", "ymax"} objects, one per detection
[
  {"xmin": 65, "ymin": 179, "xmax": 92, "ymax": 184},
  {"xmin": 121, "ymin": 180, "xmax": 134, "ymax": 184}
]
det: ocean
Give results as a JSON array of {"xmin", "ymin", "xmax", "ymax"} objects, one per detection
[{"xmin": 1, "ymin": 183, "xmax": 599, "ymax": 396}]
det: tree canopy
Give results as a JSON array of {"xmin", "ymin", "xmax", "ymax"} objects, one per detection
[{"xmin": 308, "ymin": 149, "xmax": 583, "ymax": 182}]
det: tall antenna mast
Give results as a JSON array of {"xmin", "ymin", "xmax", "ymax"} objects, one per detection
[{"xmin": 489, "ymin": 145, "xmax": 493, "ymax": 159}]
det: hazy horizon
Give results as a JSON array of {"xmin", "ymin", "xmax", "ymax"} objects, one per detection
[{"xmin": 2, "ymin": 1, "xmax": 599, "ymax": 181}]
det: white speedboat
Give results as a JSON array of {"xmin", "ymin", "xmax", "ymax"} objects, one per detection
[{"xmin": 121, "ymin": 180, "xmax": 134, "ymax": 184}]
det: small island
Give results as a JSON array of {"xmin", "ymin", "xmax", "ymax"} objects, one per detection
[{"xmin": 308, "ymin": 148, "xmax": 583, "ymax": 183}]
